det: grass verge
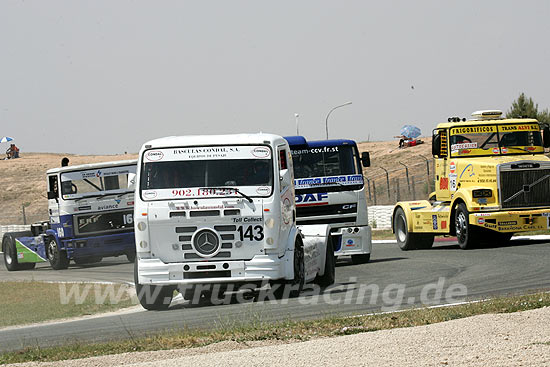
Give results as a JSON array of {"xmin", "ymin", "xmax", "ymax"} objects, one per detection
[
  {"xmin": 0, "ymin": 281, "xmax": 135, "ymax": 328},
  {"xmin": 1, "ymin": 291, "xmax": 549, "ymax": 364},
  {"xmin": 371, "ymin": 229, "xmax": 395, "ymax": 240}
]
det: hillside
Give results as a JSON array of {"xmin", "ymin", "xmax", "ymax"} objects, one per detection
[{"xmin": 0, "ymin": 140, "xmax": 432, "ymax": 224}]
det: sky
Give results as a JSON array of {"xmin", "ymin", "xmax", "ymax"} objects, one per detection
[{"xmin": 1, "ymin": 0, "xmax": 550, "ymax": 155}]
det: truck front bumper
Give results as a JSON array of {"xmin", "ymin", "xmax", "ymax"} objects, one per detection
[
  {"xmin": 470, "ymin": 208, "xmax": 550, "ymax": 233},
  {"xmin": 136, "ymin": 254, "xmax": 288, "ymax": 286},
  {"xmin": 332, "ymin": 225, "xmax": 372, "ymax": 256}
]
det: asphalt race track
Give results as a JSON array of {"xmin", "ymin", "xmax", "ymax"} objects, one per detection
[{"xmin": 1, "ymin": 238, "xmax": 549, "ymax": 352}]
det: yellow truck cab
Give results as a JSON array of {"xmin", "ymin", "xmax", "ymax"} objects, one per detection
[{"xmin": 393, "ymin": 110, "xmax": 550, "ymax": 249}]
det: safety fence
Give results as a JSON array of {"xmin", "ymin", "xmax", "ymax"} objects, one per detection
[{"xmin": 364, "ymin": 156, "xmax": 435, "ymax": 206}]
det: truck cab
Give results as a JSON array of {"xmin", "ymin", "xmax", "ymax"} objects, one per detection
[
  {"xmin": 133, "ymin": 134, "xmax": 335, "ymax": 310},
  {"xmin": 285, "ymin": 136, "xmax": 372, "ymax": 264},
  {"xmin": 393, "ymin": 110, "xmax": 550, "ymax": 250},
  {"xmin": 2, "ymin": 159, "xmax": 137, "ymax": 271}
]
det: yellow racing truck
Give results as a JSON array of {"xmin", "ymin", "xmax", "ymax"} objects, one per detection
[{"xmin": 393, "ymin": 110, "xmax": 550, "ymax": 250}]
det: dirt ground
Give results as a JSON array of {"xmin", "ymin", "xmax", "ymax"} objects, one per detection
[{"xmin": 10, "ymin": 306, "xmax": 550, "ymax": 367}]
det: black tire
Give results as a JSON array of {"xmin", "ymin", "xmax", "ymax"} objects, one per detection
[
  {"xmin": 126, "ymin": 251, "xmax": 136, "ymax": 263},
  {"xmin": 393, "ymin": 207, "xmax": 433, "ymax": 250},
  {"xmin": 2, "ymin": 232, "xmax": 36, "ymax": 271},
  {"xmin": 134, "ymin": 257, "xmax": 174, "ymax": 310},
  {"xmin": 314, "ymin": 237, "xmax": 336, "ymax": 287},
  {"xmin": 73, "ymin": 256, "xmax": 102, "ymax": 265},
  {"xmin": 271, "ymin": 237, "xmax": 305, "ymax": 298},
  {"xmin": 455, "ymin": 203, "xmax": 479, "ymax": 249},
  {"xmin": 351, "ymin": 253, "xmax": 371, "ymax": 264},
  {"xmin": 46, "ymin": 237, "xmax": 69, "ymax": 270}
]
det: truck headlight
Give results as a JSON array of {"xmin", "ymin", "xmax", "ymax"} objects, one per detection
[{"xmin": 472, "ymin": 189, "xmax": 492, "ymax": 198}]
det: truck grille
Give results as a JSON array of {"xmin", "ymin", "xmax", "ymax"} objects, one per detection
[
  {"xmin": 296, "ymin": 203, "xmax": 357, "ymax": 217},
  {"xmin": 500, "ymin": 169, "xmax": 550, "ymax": 208}
]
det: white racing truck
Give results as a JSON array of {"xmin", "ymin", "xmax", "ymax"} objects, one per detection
[
  {"xmin": 2, "ymin": 159, "xmax": 137, "ymax": 271},
  {"xmin": 285, "ymin": 136, "xmax": 372, "ymax": 264},
  {"xmin": 133, "ymin": 133, "xmax": 335, "ymax": 310}
]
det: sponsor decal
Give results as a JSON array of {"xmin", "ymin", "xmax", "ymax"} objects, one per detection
[
  {"xmin": 232, "ymin": 216, "xmax": 263, "ymax": 223},
  {"xmin": 492, "ymin": 147, "xmax": 499, "ymax": 154},
  {"xmin": 345, "ymin": 239, "xmax": 355, "ymax": 247},
  {"xmin": 18, "ymin": 253, "xmax": 24, "ymax": 259},
  {"xmin": 459, "ymin": 164, "xmax": 475, "ymax": 179},
  {"xmin": 498, "ymin": 123, "xmax": 539, "ymax": 132},
  {"xmin": 477, "ymin": 198, "xmax": 488, "ymax": 204},
  {"xmin": 127, "ymin": 201, "xmax": 134, "ymax": 206},
  {"xmin": 145, "ymin": 150, "xmax": 164, "ymax": 161},
  {"xmin": 477, "ymin": 218, "xmax": 485, "ymax": 225},
  {"xmin": 441, "ymin": 220, "xmax": 447, "ymax": 229},
  {"xmin": 432, "ymin": 215, "xmax": 438, "ymax": 230},
  {"xmin": 296, "ymin": 193, "xmax": 329, "ymax": 206},
  {"xmin": 449, "ymin": 162, "xmax": 456, "ymax": 173},
  {"xmin": 451, "ymin": 142, "xmax": 478, "ymax": 151},
  {"xmin": 449, "ymin": 173, "xmax": 457, "ymax": 191},
  {"xmin": 114, "ymin": 198, "xmax": 121, "ymax": 204},
  {"xmin": 501, "ymin": 147, "xmax": 508, "ymax": 154},
  {"xmin": 291, "ymin": 146, "xmax": 338, "ymax": 155},
  {"xmin": 143, "ymin": 191, "xmax": 158, "ymax": 199},
  {"xmin": 251, "ymin": 147, "xmax": 271, "ymax": 158},
  {"xmin": 499, "ymin": 221, "xmax": 517, "ymax": 226},
  {"xmin": 294, "ymin": 174, "xmax": 363, "ymax": 189},
  {"xmin": 474, "ymin": 213, "xmax": 491, "ymax": 216},
  {"xmin": 439, "ymin": 177, "xmax": 448, "ymax": 190},
  {"xmin": 78, "ymin": 205, "xmax": 92, "ymax": 211},
  {"xmin": 98, "ymin": 204, "xmax": 119, "ymax": 210},
  {"xmin": 451, "ymin": 126, "xmax": 497, "ymax": 134},
  {"xmin": 256, "ymin": 186, "xmax": 271, "ymax": 195}
]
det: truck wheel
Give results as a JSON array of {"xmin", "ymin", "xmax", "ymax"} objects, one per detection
[
  {"xmin": 394, "ymin": 207, "xmax": 434, "ymax": 250},
  {"xmin": 74, "ymin": 256, "xmax": 102, "ymax": 265},
  {"xmin": 351, "ymin": 253, "xmax": 371, "ymax": 264},
  {"xmin": 134, "ymin": 258, "xmax": 174, "ymax": 310},
  {"xmin": 455, "ymin": 203, "xmax": 479, "ymax": 249},
  {"xmin": 46, "ymin": 237, "xmax": 69, "ymax": 270},
  {"xmin": 126, "ymin": 251, "xmax": 136, "ymax": 263},
  {"xmin": 272, "ymin": 238, "xmax": 305, "ymax": 298},
  {"xmin": 2, "ymin": 232, "xmax": 36, "ymax": 271},
  {"xmin": 314, "ymin": 237, "xmax": 336, "ymax": 287}
]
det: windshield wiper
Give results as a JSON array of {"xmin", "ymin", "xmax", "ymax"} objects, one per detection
[
  {"xmin": 203, "ymin": 187, "xmax": 253, "ymax": 203},
  {"xmin": 501, "ymin": 146, "xmax": 533, "ymax": 153}
]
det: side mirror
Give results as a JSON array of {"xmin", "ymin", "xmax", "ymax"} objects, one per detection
[
  {"xmin": 47, "ymin": 191, "xmax": 57, "ymax": 200},
  {"xmin": 279, "ymin": 169, "xmax": 291, "ymax": 188},
  {"xmin": 361, "ymin": 152, "xmax": 370, "ymax": 168},
  {"xmin": 544, "ymin": 126, "xmax": 550, "ymax": 148},
  {"xmin": 432, "ymin": 133, "xmax": 441, "ymax": 156},
  {"xmin": 128, "ymin": 173, "xmax": 137, "ymax": 190}
]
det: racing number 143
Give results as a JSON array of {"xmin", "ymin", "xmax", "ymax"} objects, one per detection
[{"xmin": 238, "ymin": 225, "xmax": 264, "ymax": 241}]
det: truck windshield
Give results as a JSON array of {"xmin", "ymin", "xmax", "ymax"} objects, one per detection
[
  {"xmin": 140, "ymin": 145, "xmax": 273, "ymax": 200},
  {"xmin": 290, "ymin": 145, "xmax": 363, "ymax": 190},
  {"xmin": 450, "ymin": 123, "xmax": 543, "ymax": 157},
  {"xmin": 60, "ymin": 165, "xmax": 136, "ymax": 200}
]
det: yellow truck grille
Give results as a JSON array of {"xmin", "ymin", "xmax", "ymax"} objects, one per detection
[{"xmin": 500, "ymin": 169, "xmax": 550, "ymax": 209}]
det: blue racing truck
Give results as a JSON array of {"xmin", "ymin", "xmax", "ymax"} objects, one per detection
[
  {"xmin": 285, "ymin": 136, "xmax": 373, "ymax": 264},
  {"xmin": 2, "ymin": 159, "xmax": 137, "ymax": 271}
]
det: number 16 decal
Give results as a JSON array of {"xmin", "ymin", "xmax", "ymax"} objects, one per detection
[{"xmin": 238, "ymin": 225, "xmax": 264, "ymax": 241}]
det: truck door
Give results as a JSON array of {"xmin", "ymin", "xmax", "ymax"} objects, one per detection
[
  {"xmin": 277, "ymin": 145, "xmax": 294, "ymax": 243},
  {"xmin": 47, "ymin": 174, "xmax": 60, "ymax": 219},
  {"xmin": 433, "ymin": 129, "xmax": 451, "ymax": 201}
]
